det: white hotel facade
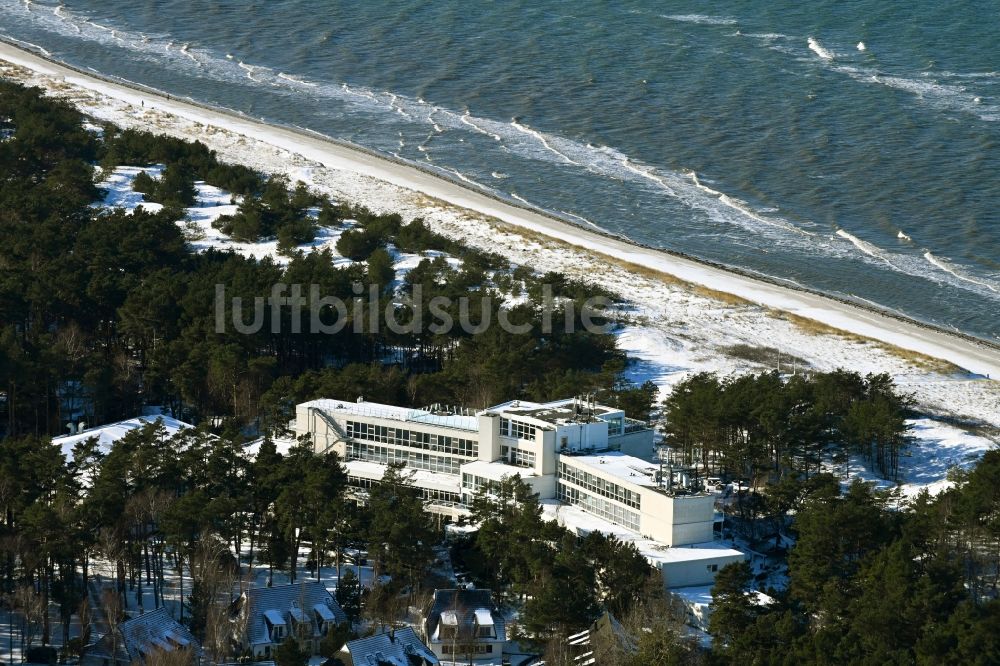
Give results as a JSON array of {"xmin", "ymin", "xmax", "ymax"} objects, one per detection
[{"xmin": 294, "ymin": 396, "xmax": 743, "ymax": 587}]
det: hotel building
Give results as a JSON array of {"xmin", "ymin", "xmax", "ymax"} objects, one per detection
[{"xmin": 294, "ymin": 395, "xmax": 743, "ymax": 586}]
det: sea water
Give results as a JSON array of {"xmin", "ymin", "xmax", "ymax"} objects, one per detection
[{"xmin": 2, "ymin": 0, "xmax": 998, "ymax": 340}]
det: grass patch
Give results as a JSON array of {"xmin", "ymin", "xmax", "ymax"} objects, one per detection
[{"xmin": 724, "ymin": 344, "xmax": 810, "ymax": 369}]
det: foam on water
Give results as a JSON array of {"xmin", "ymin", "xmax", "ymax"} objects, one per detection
[
  {"xmin": 836, "ymin": 229, "xmax": 902, "ymax": 272},
  {"xmin": 559, "ymin": 209, "xmax": 604, "ymax": 230},
  {"xmin": 510, "ymin": 192, "xmax": 532, "ymax": 206},
  {"xmin": 924, "ymin": 252, "xmax": 1000, "ymax": 293},
  {"xmin": 835, "ymin": 230, "xmax": 1000, "ymax": 299},
  {"xmin": 278, "ymin": 72, "xmax": 317, "ymax": 87},
  {"xmin": 510, "ymin": 118, "xmax": 582, "ymax": 166},
  {"xmin": 807, "ymin": 37, "xmax": 834, "ymax": 60},
  {"xmin": 458, "ymin": 110, "xmax": 502, "ymax": 141},
  {"xmin": 661, "ymin": 14, "xmax": 738, "ymax": 26},
  {"xmin": 4, "ymin": 0, "xmax": 1000, "ymax": 337}
]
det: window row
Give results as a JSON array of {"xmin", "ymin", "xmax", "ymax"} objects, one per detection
[
  {"xmin": 441, "ymin": 643, "xmax": 493, "ymax": 654},
  {"xmin": 347, "ymin": 475, "xmax": 461, "ymax": 505},
  {"xmin": 499, "ymin": 418, "xmax": 536, "ymax": 441},
  {"xmin": 557, "ymin": 462, "xmax": 641, "ymax": 509},
  {"xmin": 346, "ymin": 420, "xmax": 478, "ymax": 457},
  {"xmin": 557, "ymin": 482, "xmax": 641, "ymax": 532},
  {"xmin": 347, "ymin": 442, "xmax": 461, "ymax": 474},
  {"xmin": 500, "ymin": 445, "xmax": 536, "ymax": 469},
  {"xmin": 461, "ymin": 473, "xmax": 496, "ymax": 494}
]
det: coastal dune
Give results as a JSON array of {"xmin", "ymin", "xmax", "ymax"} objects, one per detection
[{"xmin": 1, "ymin": 40, "xmax": 998, "ymax": 381}]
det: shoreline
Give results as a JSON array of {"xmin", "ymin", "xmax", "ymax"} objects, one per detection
[{"xmin": 2, "ymin": 39, "xmax": 999, "ymax": 378}]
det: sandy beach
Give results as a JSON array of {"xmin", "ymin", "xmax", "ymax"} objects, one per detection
[{"xmin": 2, "ymin": 40, "xmax": 998, "ymax": 447}]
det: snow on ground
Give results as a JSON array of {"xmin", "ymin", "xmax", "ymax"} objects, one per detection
[
  {"xmin": 847, "ymin": 418, "xmax": 996, "ymax": 497},
  {"xmin": 4, "ymin": 57, "xmax": 998, "ymax": 496},
  {"xmin": 94, "ymin": 164, "xmax": 163, "ymax": 212},
  {"xmin": 95, "ymin": 166, "xmax": 464, "ymax": 283},
  {"xmin": 617, "ymin": 322, "xmax": 998, "ymax": 495}
]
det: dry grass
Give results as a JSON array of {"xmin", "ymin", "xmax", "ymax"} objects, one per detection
[
  {"xmin": 768, "ymin": 309, "xmax": 964, "ymax": 374},
  {"xmin": 724, "ymin": 343, "xmax": 810, "ymax": 369},
  {"xmin": 413, "ymin": 192, "xmax": 754, "ymax": 307},
  {"xmin": 413, "ymin": 194, "xmax": 964, "ymax": 374}
]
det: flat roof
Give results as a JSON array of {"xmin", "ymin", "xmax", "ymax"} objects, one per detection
[
  {"xmin": 345, "ymin": 460, "xmax": 461, "ymax": 494},
  {"xmin": 485, "ymin": 398, "xmax": 622, "ymax": 426},
  {"xmin": 460, "ymin": 460, "xmax": 536, "ymax": 481},
  {"xmin": 52, "ymin": 415, "xmax": 191, "ymax": 461},
  {"xmin": 560, "ymin": 451, "xmax": 662, "ymax": 488},
  {"xmin": 541, "ymin": 500, "xmax": 744, "ymax": 568},
  {"xmin": 301, "ymin": 398, "xmax": 479, "ymax": 432}
]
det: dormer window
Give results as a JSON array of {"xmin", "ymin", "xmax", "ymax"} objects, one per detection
[{"xmin": 474, "ymin": 608, "xmax": 495, "ymax": 638}]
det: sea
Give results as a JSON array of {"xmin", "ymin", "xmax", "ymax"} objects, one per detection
[{"xmin": 2, "ymin": 0, "xmax": 998, "ymax": 341}]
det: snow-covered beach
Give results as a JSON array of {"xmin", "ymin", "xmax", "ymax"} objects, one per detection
[{"xmin": 2, "ymin": 40, "xmax": 997, "ymax": 495}]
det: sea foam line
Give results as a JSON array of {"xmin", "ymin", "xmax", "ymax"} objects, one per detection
[
  {"xmin": 560, "ymin": 209, "xmax": 603, "ymax": 230},
  {"xmin": 807, "ymin": 37, "xmax": 834, "ymax": 60},
  {"xmin": 459, "ymin": 110, "xmax": 502, "ymax": 141},
  {"xmin": 924, "ymin": 252, "xmax": 999, "ymax": 293},
  {"xmin": 836, "ymin": 229, "xmax": 897, "ymax": 269},
  {"xmin": 278, "ymin": 72, "xmax": 318, "ymax": 87},
  {"xmin": 691, "ymin": 172, "xmax": 811, "ymax": 236},
  {"xmin": 511, "ymin": 118, "xmax": 581, "ymax": 166},
  {"xmin": 661, "ymin": 14, "xmax": 737, "ymax": 26}
]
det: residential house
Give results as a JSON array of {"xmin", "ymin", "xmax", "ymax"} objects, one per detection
[
  {"xmin": 237, "ymin": 581, "xmax": 348, "ymax": 659},
  {"xmin": 340, "ymin": 626, "xmax": 438, "ymax": 666},
  {"xmin": 83, "ymin": 607, "xmax": 202, "ymax": 666},
  {"xmin": 422, "ymin": 589, "xmax": 504, "ymax": 665}
]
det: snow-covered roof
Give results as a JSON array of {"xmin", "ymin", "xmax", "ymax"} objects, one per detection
[
  {"xmin": 242, "ymin": 436, "xmax": 299, "ymax": 459},
  {"xmin": 88, "ymin": 607, "xmax": 202, "ymax": 664},
  {"xmin": 559, "ymin": 452, "xmax": 661, "ymax": 488},
  {"xmin": 344, "ymin": 626, "xmax": 438, "ymax": 666},
  {"xmin": 346, "ymin": 460, "xmax": 461, "ymax": 494},
  {"xmin": 484, "ymin": 397, "xmax": 622, "ymax": 426},
  {"xmin": 52, "ymin": 414, "xmax": 191, "ymax": 461},
  {"xmin": 424, "ymin": 589, "xmax": 505, "ymax": 645},
  {"xmin": 245, "ymin": 582, "xmax": 347, "ymax": 646},
  {"xmin": 300, "ymin": 398, "xmax": 479, "ymax": 432},
  {"xmin": 460, "ymin": 460, "xmax": 535, "ymax": 481},
  {"xmin": 541, "ymin": 500, "xmax": 744, "ymax": 569}
]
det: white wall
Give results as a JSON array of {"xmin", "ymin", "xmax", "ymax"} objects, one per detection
[{"xmin": 659, "ymin": 552, "xmax": 746, "ymax": 588}]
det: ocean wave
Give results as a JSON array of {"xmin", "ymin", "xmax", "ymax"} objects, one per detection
[
  {"xmin": 0, "ymin": 33, "xmax": 51, "ymax": 56},
  {"xmin": 509, "ymin": 192, "xmax": 532, "ymax": 207},
  {"xmin": 661, "ymin": 14, "xmax": 737, "ymax": 26},
  {"xmin": 833, "ymin": 64, "xmax": 1000, "ymax": 122},
  {"xmin": 836, "ymin": 230, "xmax": 1000, "ymax": 299},
  {"xmin": 559, "ymin": 209, "xmax": 603, "ymax": 230},
  {"xmin": 458, "ymin": 110, "xmax": 502, "ymax": 141},
  {"xmin": 690, "ymin": 171, "xmax": 722, "ymax": 196},
  {"xmin": 278, "ymin": 72, "xmax": 317, "ymax": 87},
  {"xmin": 924, "ymin": 252, "xmax": 1000, "ymax": 293},
  {"xmin": 511, "ymin": 118, "xmax": 581, "ymax": 166},
  {"xmin": 836, "ymin": 229, "xmax": 895, "ymax": 268},
  {"xmin": 807, "ymin": 37, "xmax": 834, "ymax": 60}
]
